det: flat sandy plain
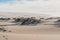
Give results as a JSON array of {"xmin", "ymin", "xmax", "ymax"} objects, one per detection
[{"xmin": 0, "ymin": 21, "xmax": 60, "ymax": 40}]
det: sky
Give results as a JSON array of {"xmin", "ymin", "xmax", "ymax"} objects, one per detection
[{"xmin": 0, "ymin": 0, "xmax": 60, "ymax": 17}]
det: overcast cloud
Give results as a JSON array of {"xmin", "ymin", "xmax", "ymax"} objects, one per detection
[{"xmin": 0, "ymin": 0, "xmax": 60, "ymax": 17}]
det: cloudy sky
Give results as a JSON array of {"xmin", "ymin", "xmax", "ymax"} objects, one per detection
[{"xmin": 0, "ymin": 0, "xmax": 60, "ymax": 17}]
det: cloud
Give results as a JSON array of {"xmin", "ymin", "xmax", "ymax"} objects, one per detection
[{"xmin": 0, "ymin": 0, "xmax": 60, "ymax": 17}]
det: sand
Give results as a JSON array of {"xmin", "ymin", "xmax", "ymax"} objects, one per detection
[
  {"xmin": 0, "ymin": 19, "xmax": 60, "ymax": 40},
  {"xmin": 0, "ymin": 25, "xmax": 60, "ymax": 40},
  {"xmin": 0, "ymin": 32, "xmax": 60, "ymax": 40}
]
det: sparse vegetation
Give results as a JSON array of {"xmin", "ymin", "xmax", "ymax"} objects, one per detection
[
  {"xmin": 56, "ymin": 19, "xmax": 60, "ymax": 22},
  {"xmin": 13, "ymin": 17, "xmax": 41, "ymax": 25},
  {"xmin": 0, "ymin": 18, "xmax": 10, "ymax": 20},
  {"xmin": 8, "ymin": 30, "xmax": 12, "ymax": 32},
  {"xmin": 0, "ymin": 27, "xmax": 7, "ymax": 32}
]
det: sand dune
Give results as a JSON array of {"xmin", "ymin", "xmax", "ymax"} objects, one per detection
[
  {"xmin": 0, "ymin": 15, "xmax": 60, "ymax": 40},
  {"xmin": 0, "ymin": 31, "xmax": 60, "ymax": 40},
  {"xmin": 0, "ymin": 25, "xmax": 60, "ymax": 40}
]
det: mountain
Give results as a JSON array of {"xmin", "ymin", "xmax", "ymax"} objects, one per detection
[{"xmin": 0, "ymin": 12, "xmax": 50, "ymax": 18}]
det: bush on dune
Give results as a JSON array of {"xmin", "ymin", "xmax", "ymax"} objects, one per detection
[{"xmin": 14, "ymin": 17, "xmax": 41, "ymax": 25}]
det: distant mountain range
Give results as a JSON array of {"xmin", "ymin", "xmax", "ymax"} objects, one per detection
[{"xmin": 0, "ymin": 12, "xmax": 50, "ymax": 18}]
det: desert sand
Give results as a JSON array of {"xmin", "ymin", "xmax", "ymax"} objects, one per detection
[
  {"xmin": 0, "ymin": 25, "xmax": 60, "ymax": 40},
  {"xmin": 0, "ymin": 17, "xmax": 60, "ymax": 40}
]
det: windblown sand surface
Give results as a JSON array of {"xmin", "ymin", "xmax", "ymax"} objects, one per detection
[
  {"xmin": 0, "ymin": 12, "xmax": 59, "ymax": 40},
  {"xmin": 0, "ymin": 19, "xmax": 60, "ymax": 40},
  {"xmin": 0, "ymin": 25, "xmax": 60, "ymax": 40},
  {"xmin": 6, "ymin": 25, "xmax": 60, "ymax": 34},
  {"xmin": 0, "ymin": 32, "xmax": 60, "ymax": 40}
]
